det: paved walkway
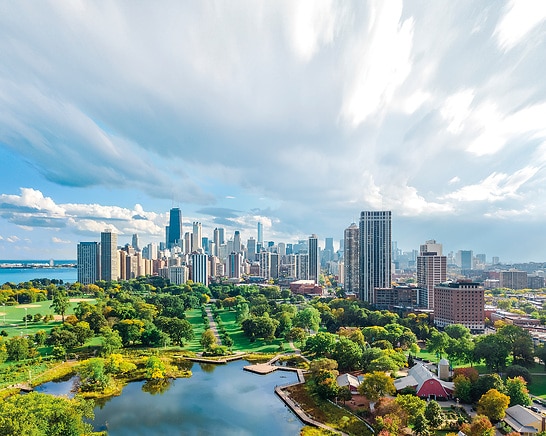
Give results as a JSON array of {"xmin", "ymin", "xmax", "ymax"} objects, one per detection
[{"xmin": 204, "ymin": 305, "xmax": 222, "ymax": 344}]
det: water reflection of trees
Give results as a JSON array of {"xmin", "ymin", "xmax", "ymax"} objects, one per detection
[
  {"xmin": 142, "ymin": 378, "xmax": 173, "ymax": 395},
  {"xmin": 199, "ymin": 363, "xmax": 217, "ymax": 373}
]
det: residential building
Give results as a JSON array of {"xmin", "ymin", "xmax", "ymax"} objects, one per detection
[
  {"xmin": 192, "ymin": 222, "xmax": 202, "ymax": 252},
  {"xmin": 190, "ymin": 252, "xmax": 209, "ymax": 286},
  {"xmin": 308, "ymin": 234, "xmax": 320, "ymax": 283},
  {"xmin": 343, "ymin": 223, "xmax": 359, "ymax": 293},
  {"xmin": 77, "ymin": 241, "xmax": 100, "ymax": 285},
  {"xmin": 434, "ymin": 281, "xmax": 485, "ymax": 333},
  {"xmin": 500, "ymin": 270, "xmax": 528, "ymax": 290},
  {"xmin": 359, "ymin": 211, "xmax": 392, "ymax": 302},
  {"xmin": 100, "ymin": 229, "xmax": 119, "ymax": 281},
  {"xmin": 417, "ymin": 240, "xmax": 446, "ymax": 310}
]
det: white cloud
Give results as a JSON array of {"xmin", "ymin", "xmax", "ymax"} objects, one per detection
[
  {"xmin": 51, "ymin": 237, "xmax": 71, "ymax": 244},
  {"xmin": 442, "ymin": 166, "xmax": 539, "ymax": 202},
  {"xmin": 342, "ymin": 0, "xmax": 414, "ymax": 126},
  {"xmin": 495, "ymin": 0, "xmax": 546, "ymax": 51},
  {"xmin": 6, "ymin": 236, "xmax": 20, "ymax": 243}
]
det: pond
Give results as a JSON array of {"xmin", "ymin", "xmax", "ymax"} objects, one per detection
[{"xmin": 37, "ymin": 360, "xmax": 304, "ymax": 435}]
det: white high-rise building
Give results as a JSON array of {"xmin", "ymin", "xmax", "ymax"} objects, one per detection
[
  {"xmin": 191, "ymin": 252, "xmax": 209, "ymax": 286},
  {"xmin": 417, "ymin": 240, "xmax": 446, "ymax": 309},
  {"xmin": 359, "ymin": 211, "xmax": 391, "ymax": 302},
  {"xmin": 258, "ymin": 251, "xmax": 271, "ymax": 279},
  {"xmin": 192, "ymin": 222, "xmax": 202, "ymax": 252}
]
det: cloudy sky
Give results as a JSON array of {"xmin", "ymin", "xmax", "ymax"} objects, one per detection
[{"xmin": 1, "ymin": 1, "xmax": 546, "ymax": 262}]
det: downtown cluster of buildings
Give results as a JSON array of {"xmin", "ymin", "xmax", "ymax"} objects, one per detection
[{"xmin": 78, "ymin": 208, "xmax": 546, "ymax": 334}]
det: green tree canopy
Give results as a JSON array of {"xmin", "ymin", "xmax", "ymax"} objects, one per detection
[
  {"xmin": 477, "ymin": 388, "xmax": 510, "ymax": 422},
  {"xmin": 358, "ymin": 371, "xmax": 395, "ymax": 402}
]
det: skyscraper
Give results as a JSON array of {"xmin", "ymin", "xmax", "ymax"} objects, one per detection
[
  {"xmin": 417, "ymin": 240, "xmax": 446, "ymax": 309},
  {"xmin": 343, "ymin": 223, "xmax": 359, "ymax": 293},
  {"xmin": 168, "ymin": 208, "xmax": 183, "ymax": 248},
  {"xmin": 227, "ymin": 252, "xmax": 243, "ymax": 279},
  {"xmin": 247, "ymin": 237, "xmax": 256, "ymax": 260},
  {"xmin": 191, "ymin": 252, "xmax": 209, "ymax": 286},
  {"xmin": 192, "ymin": 222, "xmax": 202, "ymax": 252},
  {"xmin": 257, "ymin": 222, "xmax": 263, "ymax": 244},
  {"xmin": 131, "ymin": 234, "xmax": 140, "ymax": 252},
  {"xmin": 77, "ymin": 241, "xmax": 100, "ymax": 285},
  {"xmin": 100, "ymin": 229, "xmax": 119, "ymax": 281},
  {"xmin": 359, "ymin": 211, "xmax": 391, "ymax": 302},
  {"xmin": 233, "ymin": 231, "xmax": 241, "ymax": 253},
  {"xmin": 308, "ymin": 234, "xmax": 320, "ymax": 283}
]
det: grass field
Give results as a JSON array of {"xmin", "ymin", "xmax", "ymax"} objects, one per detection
[
  {"xmin": 185, "ymin": 308, "xmax": 208, "ymax": 353},
  {"xmin": 0, "ymin": 298, "xmax": 95, "ymax": 338}
]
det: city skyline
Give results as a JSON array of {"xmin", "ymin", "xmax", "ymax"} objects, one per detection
[{"xmin": 1, "ymin": 2, "xmax": 546, "ymax": 261}]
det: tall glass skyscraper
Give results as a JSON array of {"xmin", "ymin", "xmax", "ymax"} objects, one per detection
[
  {"xmin": 77, "ymin": 241, "xmax": 100, "ymax": 285},
  {"xmin": 359, "ymin": 211, "xmax": 391, "ymax": 302},
  {"xmin": 343, "ymin": 223, "xmax": 359, "ymax": 293},
  {"xmin": 308, "ymin": 234, "xmax": 320, "ymax": 283},
  {"xmin": 168, "ymin": 207, "xmax": 183, "ymax": 248}
]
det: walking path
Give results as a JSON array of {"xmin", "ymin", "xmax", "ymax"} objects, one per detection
[{"xmin": 204, "ymin": 305, "xmax": 222, "ymax": 344}]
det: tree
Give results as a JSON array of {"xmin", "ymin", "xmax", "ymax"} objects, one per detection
[
  {"xmin": 474, "ymin": 334, "xmax": 510, "ymax": 372},
  {"xmin": 497, "ymin": 324, "xmax": 534, "ymax": 366},
  {"xmin": 505, "ymin": 376, "xmax": 532, "ymax": 407},
  {"xmin": 424, "ymin": 400, "xmax": 444, "ymax": 429},
  {"xmin": 395, "ymin": 394, "xmax": 427, "ymax": 426},
  {"xmin": 332, "ymin": 337, "xmax": 363, "ymax": 371},
  {"xmin": 413, "ymin": 413, "xmax": 430, "ymax": 436},
  {"xmin": 314, "ymin": 369, "xmax": 339, "ymax": 399},
  {"xmin": 472, "ymin": 373, "xmax": 504, "ymax": 403},
  {"xmin": 114, "ymin": 319, "xmax": 144, "ymax": 346},
  {"xmin": 146, "ymin": 355, "xmax": 166, "ymax": 379},
  {"xmin": 535, "ymin": 344, "xmax": 546, "ymax": 370},
  {"xmin": 303, "ymin": 331, "xmax": 337, "ymax": 356},
  {"xmin": 293, "ymin": 307, "xmax": 321, "ymax": 333},
  {"xmin": 6, "ymin": 336, "xmax": 34, "ymax": 361},
  {"xmin": 50, "ymin": 289, "xmax": 70, "ymax": 322},
  {"xmin": 200, "ymin": 329, "xmax": 217, "ymax": 351},
  {"xmin": 99, "ymin": 327, "xmax": 123, "ymax": 356},
  {"xmin": 0, "ymin": 392, "xmax": 94, "ymax": 436},
  {"xmin": 477, "ymin": 388, "xmax": 510, "ymax": 422},
  {"xmin": 505, "ymin": 365, "xmax": 532, "ymax": 384},
  {"xmin": 358, "ymin": 371, "xmax": 395, "ymax": 402},
  {"xmin": 78, "ymin": 358, "xmax": 110, "ymax": 391},
  {"xmin": 454, "ymin": 375, "xmax": 473, "ymax": 404},
  {"xmin": 444, "ymin": 323, "xmax": 471, "ymax": 340},
  {"xmin": 426, "ymin": 330, "xmax": 449, "ymax": 358},
  {"xmin": 286, "ymin": 327, "xmax": 307, "ymax": 346},
  {"xmin": 308, "ymin": 358, "xmax": 338, "ymax": 378},
  {"xmin": 460, "ymin": 415, "xmax": 495, "ymax": 436}
]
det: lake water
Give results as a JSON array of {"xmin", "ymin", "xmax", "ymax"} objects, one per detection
[
  {"xmin": 37, "ymin": 360, "xmax": 303, "ymax": 435},
  {"xmin": 0, "ymin": 260, "xmax": 77, "ymax": 285}
]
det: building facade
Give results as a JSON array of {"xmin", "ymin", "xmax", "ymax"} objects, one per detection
[
  {"xmin": 308, "ymin": 234, "xmax": 320, "ymax": 283},
  {"xmin": 167, "ymin": 207, "xmax": 183, "ymax": 248},
  {"xmin": 417, "ymin": 240, "xmax": 446, "ymax": 310},
  {"xmin": 359, "ymin": 211, "xmax": 391, "ymax": 302},
  {"xmin": 343, "ymin": 223, "xmax": 359, "ymax": 293},
  {"xmin": 434, "ymin": 281, "xmax": 485, "ymax": 333},
  {"xmin": 100, "ymin": 230, "xmax": 118, "ymax": 281},
  {"xmin": 77, "ymin": 241, "xmax": 100, "ymax": 285}
]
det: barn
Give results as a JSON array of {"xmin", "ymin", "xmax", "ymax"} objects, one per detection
[{"xmin": 394, "ymin": 363, "xmax": 454, "ymax": 400}]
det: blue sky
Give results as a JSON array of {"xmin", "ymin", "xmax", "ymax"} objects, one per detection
[{"xmin": 1, "ymin": 1, "xmax": 546, "ymax": 262}]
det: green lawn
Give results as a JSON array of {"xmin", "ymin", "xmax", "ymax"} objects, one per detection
[
  {"xmin": 529, "ymin": 373, "xmax": 546, "ymax": 398},
  {"xmin": 0, "ymin": 298, "xmax": 95, "ymax": 338},
  {"xmin": 217, "ymin": 309, "xmax": 284, "ymax": 353},
  {"xmin": 185, "ymin": 308, "xmax": 208, "ymax": 353}
]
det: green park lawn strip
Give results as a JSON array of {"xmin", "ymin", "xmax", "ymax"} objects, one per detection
[
  {"xmin": 528, "ymin": 374, "xmax": 546, "ymax": 398},
  {"xmin": 185, "ymin": 308, "xmax": 207, "ymax": 353},
  {"xmin": 217, "ymin": 309, "xmax": 284, "ymax": 353}
]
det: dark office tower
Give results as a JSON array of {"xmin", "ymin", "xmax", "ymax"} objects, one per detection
[
  {"xmin": 77, "ymin": 242, "xmax": 100, "ymax": 285},
  {"xmin": 308, "ymin": 234, "xmax": 320, "ymax": 284},
  {"xmin": 344, "ymin": 223, "xmax": 359, "ymax": 293},
  {"xmin": 457, "ymin": 250, "xmax": 473, "ymax": 276},
  {"xmin": 168, "ymin": 208, "xmax": 183, "ymax": 248},
  {"xmin": 359, "ymin": 211, "xmax": 391, "ymax": 302},
  {"xmin": 202, "ymin": 237, "xmax": 209, "ymax": 254},
  {"xmin": 100, "ymin": 229, "xmax": 119, "ymax": 281},
  {"xmin": 132, "ymin": 234, "xmax": 140, "ymax": 252},
  {"xmin": 257, "ymin": 222, "xmax": 263, "ymax": 244},
  {"xmin": 233, "ymin": 231, "xmax": 241, "ymax": 252},
  {"xmin": 270, "ymin": 253, "xmax": 279, "ymax": 279}
]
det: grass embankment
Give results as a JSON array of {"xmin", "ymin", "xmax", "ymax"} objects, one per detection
[
  {"xmin": 286, "ymin": 382, "xmax": 373, "ymax": 436},
  {"xmin": 185, "ymin": 308, "xmax": 208, "ymax": 353}
]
